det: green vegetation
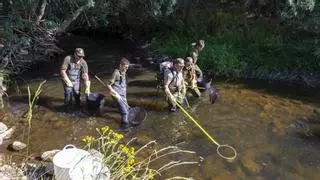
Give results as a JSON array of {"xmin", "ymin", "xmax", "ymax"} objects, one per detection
[
  {"xmin": 152, "ymin": 19, "xmax": 319, "ymax": 80},
  {"xmin": 1, "ymin": 0, "xmax": 319, "ymax": 85},
  {"xmin": 151, "ymin": 1, "xmax": 320, "ymax": 84},
  {"xmin": 82, "ymin": 126, "xmax": 197, "ymax": 179},
  {"xmin": 26, "ymin": 80, "xmax": 46, "ymax": 155}
]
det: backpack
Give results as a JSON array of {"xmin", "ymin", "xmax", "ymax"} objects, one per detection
[{"xmin": 156, "ymin": 61, "xmax": 173, "ymax": 88}]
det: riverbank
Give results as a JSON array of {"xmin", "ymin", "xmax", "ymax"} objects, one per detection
[{"xmin": 150, "ymin": 26, "xmax": 320, "ymax": 89}]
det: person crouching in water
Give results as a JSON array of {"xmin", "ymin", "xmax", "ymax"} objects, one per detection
[
  {"xmin": 60, "ymin": 48, "xmax": 91, "ymax": 112},
  {"xmin": 164, "ymin": 58, "xmax": 186, "ymax": 112},
  {"xmin": 183, "ymin": 57, "xmax": 201, "ymax": 98},
  {"xmin": 107, "ymin": 58, "xmax": 131, "ymax": 130}
]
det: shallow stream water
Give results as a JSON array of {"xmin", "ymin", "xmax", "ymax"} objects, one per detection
[{"xmin": 1, "ymin": 35, "xmax": 320, "ymax": 179}]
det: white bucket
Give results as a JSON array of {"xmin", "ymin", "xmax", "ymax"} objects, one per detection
[
  {"xmin": 52, "ymin": 145, "xmax": 90, "ymax": 180},
  {"xmin": 69, "ymin": 155, "xmax": 110, "ymax": 180}
]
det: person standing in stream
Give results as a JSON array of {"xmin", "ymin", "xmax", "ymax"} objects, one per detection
[
  {"xmin": 60, "ymin": 48, "xmax": 91, "ymax": 112},
  {"xmin": 163, "ymin": 58, "xmax": 186, "ymax": 112},
  {"xmin": 189, "ymin": 40, "xmax": 205, "ymax": 83},
  {"xmin": 107, "ymin": 58, "xmax": 131, "ymax": 130}
]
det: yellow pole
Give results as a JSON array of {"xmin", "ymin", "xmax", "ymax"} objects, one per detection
[{"xmin": 173, "ymin": 99, "xmax": 220, "ymax": 146}]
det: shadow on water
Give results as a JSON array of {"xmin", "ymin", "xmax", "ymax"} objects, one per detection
[
  {"xmin": 215, "ymin": 77, "xmax": 320, "ymax": 104},
  {"xmin": 128, "ymin": 79, "xmax": 158, "ymax": 88}
]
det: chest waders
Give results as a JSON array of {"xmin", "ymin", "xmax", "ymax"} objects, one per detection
[
  {"xmin": 167, "ymin": 69, "xmax": 184, "ymax": 111},
  {"xmin": 64, "ymin": 62, "xmax": 82, "ymax": 110},
  {"xmin": 184, "ymin": 68, "xmax": 201, "ymax": 98},
  {"xmin": 112, "ymin": 72, "xmax": 130, "ymax": 127}
]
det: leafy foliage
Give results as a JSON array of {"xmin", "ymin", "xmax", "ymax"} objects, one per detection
[
  {"xmin": 2, "ymin": 0, "xmax": 320, "ymax": 84},
  {"xmin": 152, "ymin": 9, "xmax": 320, "ymax": 81}
]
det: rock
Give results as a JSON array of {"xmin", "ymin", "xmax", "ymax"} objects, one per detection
[
  {"xmin": 0, "ymin": 164, "xmax": 24, "ymax": 180},
  {"xmin": 0, "ymin": 122, "xmax": 8, "ymax": 134},
  {"xmin": 41, "ymin": 149, "xmax": 60, "ymax": 161},
  {"xmin": 213, "ymin": 169, "xmax": 237, "ymax": 180},
  {"xmin": 0, "ymin": 153, "xmax": 5, "ymax": 166},
  {"xmin": 11, "ymin": 141, "xmax": 27, "ymax": 151},
  {"xmin": 254, "ymin": 176, "xmax": 268, "ymax": 180},
  {"xmin": 0, "ymin": 126, "xmax": 15, "ymax": 140},
  {"xmin": 236, "ymin": 167, "xmax": 246, "ymax": 179},
  {"xmin": 88, "ymin": 149, "xmax": 104, "ymax": 159},
  {"xmin": 240, "ymin": 149, "xmax": 262, "ymax": 174},
  {"xmin": 289, "ymin": 118, "xmax": 320, "ymax": 137}
]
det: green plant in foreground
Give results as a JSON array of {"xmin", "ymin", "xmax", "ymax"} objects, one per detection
[
  {"xmin": 82, "ymin": 126, "xmax": 198, "ymax": 180},
  {"xmin": 26, "ymin": 80, "xmax": 47, "ymax": 155}
]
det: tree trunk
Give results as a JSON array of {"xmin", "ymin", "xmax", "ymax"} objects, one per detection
[{"xmin": 36, "ymin": 0, "xmax": 48, "ymax": 25}]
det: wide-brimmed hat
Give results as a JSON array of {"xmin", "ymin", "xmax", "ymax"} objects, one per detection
[
  {"xmin": 75, "ymin": 48, "xmax": 85, "ymax": 57},
  {"xmin": 173, "ymin": 58, "xmax": 185, "ymax": 66}
]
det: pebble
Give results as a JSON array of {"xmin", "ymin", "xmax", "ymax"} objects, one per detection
[{"xmin": 11, "ymin": 141, "xmax": 27, "ymax": 151}]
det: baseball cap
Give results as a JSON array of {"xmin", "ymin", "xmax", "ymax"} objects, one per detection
[{"xmin": 173, "ymin": 58, "xmax": 185, "ymax": 66}]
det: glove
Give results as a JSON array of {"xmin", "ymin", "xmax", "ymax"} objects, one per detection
[
  {"xmin": 112, "ymin": 92, "xmax": 122, "ymax": 100},
  {"xmin": 191, "ymin": 79, "xmax": 197, "ymax": 89},
  {"xmin": 63, "ymin": 77, "xmax": 73, "ymax": 88},
  {"xmin": 169, "ymin": 94, "xmax": 176, "ymax": 103},
  {"xmin": 85, "ymin": 80, "xmax": 91, "ymax": 95},
  {"xmin": 182, "ymin": 88, "xmax": 186, "ymax": 97}
]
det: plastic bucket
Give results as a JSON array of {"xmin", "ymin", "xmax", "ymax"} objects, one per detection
[
  {"xmin": 53, "ymin": 145, "xmax": 90, "ymax": 180},
  {"xmin": 69, "ymin": 155, "xmax": 110, "ymax": 180}
]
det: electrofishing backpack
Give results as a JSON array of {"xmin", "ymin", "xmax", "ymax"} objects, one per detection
[{"xmin": 156, "ymin": 61, "xmax": 173, "ymax": 88}]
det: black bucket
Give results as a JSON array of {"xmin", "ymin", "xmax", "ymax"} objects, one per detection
[{"xmin": 86, "ymin": 92, "xmax": 105, "ymax": 110}]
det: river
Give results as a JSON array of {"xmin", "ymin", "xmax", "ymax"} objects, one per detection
[{"xmin": 1, "ymin": 34, "xmax": 320, "ymax": 179}]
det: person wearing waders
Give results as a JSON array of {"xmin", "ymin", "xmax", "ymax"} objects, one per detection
[
  {"xmin": 183, "ymin": 57, "xmax": 201, "ymax": 98},
  {"xmin": 164, "ymin": 58, "xmax": 186, "ymax": 112},
  {"xmin": 189, "ymin": 40, "xmax": 205, "ymax": 84},
  {"xmin": 60, "ymin": 48, "xmax": 91, "ymax": 112},
  {"xmin": 107, "ymin": 58, "xmax": 131, "ymax": 130}
]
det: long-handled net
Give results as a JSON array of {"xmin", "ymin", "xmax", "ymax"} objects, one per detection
[{"xmin": 172, "ymin": 98, "xmax": 237, "ymax": 160}]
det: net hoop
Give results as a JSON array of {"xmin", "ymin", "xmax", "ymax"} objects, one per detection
[{"xmin": 216, "ymin": 144, "xmax": 237, "ymax": 160}]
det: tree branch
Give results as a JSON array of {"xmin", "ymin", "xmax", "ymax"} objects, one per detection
[{"xmin": 55, "ymin": 0, "xmax": 95, "ymax": 33}]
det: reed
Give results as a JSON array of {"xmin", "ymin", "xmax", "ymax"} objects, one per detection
[{"xmin": 26, "ymin": 80, "xmax": 46, "ymax": 155}]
